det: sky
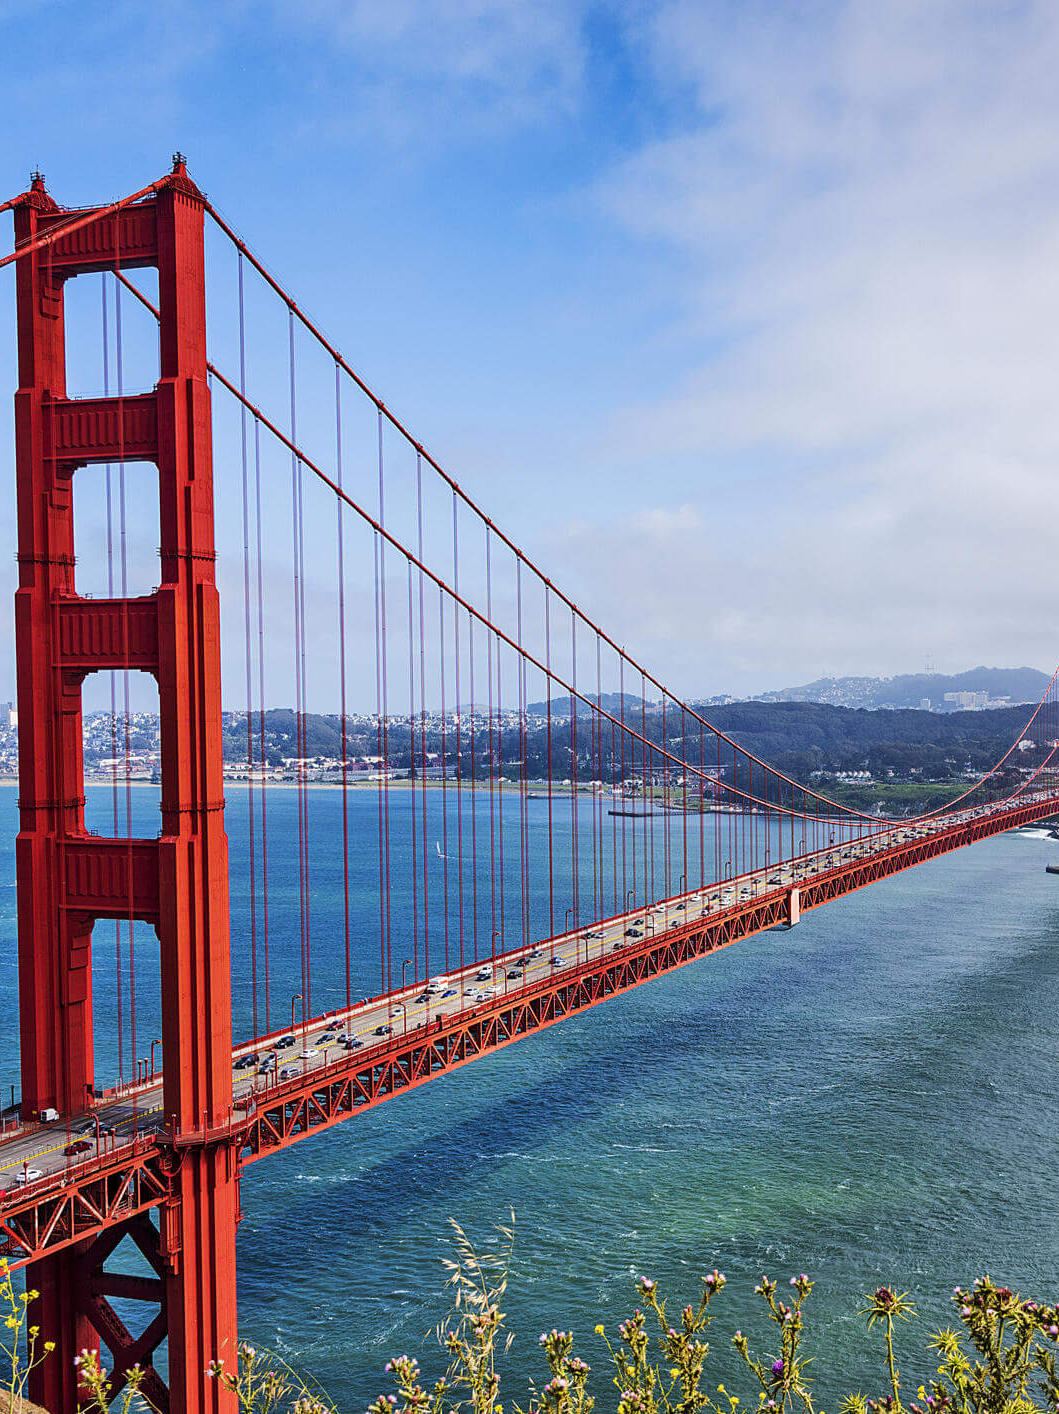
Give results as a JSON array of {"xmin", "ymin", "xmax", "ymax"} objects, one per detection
[{"xmin": 3, "ymin": 0, "xmax": 1059, "ymax": 703}]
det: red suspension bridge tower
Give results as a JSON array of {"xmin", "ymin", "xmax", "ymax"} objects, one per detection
[{"xmin": 12, "ymin": 160, "xmax": 237, "ymax": 1412}]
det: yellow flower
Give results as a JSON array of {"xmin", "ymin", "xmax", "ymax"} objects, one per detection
[{"xmin": 595, "ymin": 1326, "xmax": 605, "ymax": 1337}]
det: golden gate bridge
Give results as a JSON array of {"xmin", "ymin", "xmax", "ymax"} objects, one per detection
[{"xmin": 1, "ymin": 158, "xmax": 1057, "ymax": 1412}]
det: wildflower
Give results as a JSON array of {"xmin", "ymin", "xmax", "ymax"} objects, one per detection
[{"xmin": 771, "ymin": 1360, "xmax": 785, "ymax": 1380}]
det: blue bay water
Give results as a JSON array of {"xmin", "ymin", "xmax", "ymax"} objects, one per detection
[{"xmin": 0, "ymin": 785, "xmax": 1057, "ymax": 1408}]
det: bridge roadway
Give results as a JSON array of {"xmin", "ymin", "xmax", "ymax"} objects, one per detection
[{"xmin": 0, "ymin": 790, "xmax": 1056, "ymax": 1269}]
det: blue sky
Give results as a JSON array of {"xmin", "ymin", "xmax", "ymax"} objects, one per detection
[{"xmin": 3, "ymin": 0, "xmax": 1059, "ymax": 701}]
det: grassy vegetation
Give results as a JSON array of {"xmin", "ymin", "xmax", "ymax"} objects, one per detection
[{"xmin": 8, "ymin": 1224, "xmax": 1059, "ymax": 1414}]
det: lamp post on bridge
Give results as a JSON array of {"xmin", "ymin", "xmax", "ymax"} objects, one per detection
[
  {"xmin": 150, "ymin": 1039, "xmax": 161, "ymax": 1082},
  {"xmin": 401, "ymin": 959, "xmax": 412, "ymax": 1033},
  {"xmin": 291, "ymin": 994, "xmax": 304, "ymax": 1062},
  {"xmin": 565, "ymin": 908, "xmax": 576, "ymax": 966},
  {"xmin": 492, "ymin": 931, "xmax": 503, "ymax": 991}
]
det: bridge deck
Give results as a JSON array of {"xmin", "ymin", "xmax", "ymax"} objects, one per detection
[{"xmin": 1, "ymin": 791, "xmax": 1056, "ymax": 1270}]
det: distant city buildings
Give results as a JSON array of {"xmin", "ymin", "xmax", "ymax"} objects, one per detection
[{"xmin": 942, "ymin": 690, "xmax": 1012, "ymax": 711}]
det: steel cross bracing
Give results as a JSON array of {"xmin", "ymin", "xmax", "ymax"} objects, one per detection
[
  {"xmin": 5, "ymin": 161, "xmax": 1059, "ymax": 1414},
  {"xmin": 1, "ymin": 786, "xmax": 1054, "ymax": 1268}
]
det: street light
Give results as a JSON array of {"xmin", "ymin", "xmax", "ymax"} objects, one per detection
[
  {"xmin": 564, "ymin": 907, "xmax": 577, "ymax": 964},
  {"xmin": 291, "ymin": 994, "xmax": 305, "ymax": 1061},
  {"xmin": 401, "ymin": 959, "xmax": 412, "ymax": 1031},
  {"xmin": 150, "ymin": 1039, "xmax": 161, "ymax": 1080}
]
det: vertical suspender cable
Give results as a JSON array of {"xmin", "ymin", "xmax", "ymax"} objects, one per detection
[
  {"xmin": 253, "ymin": 419, "xmax": 271, "ymax": 1033},
  {"xmin": 102, "ymin": 273, "xmax": 123, "ymax": 1084},
  {"xmin": 114, "ymin": 254, "xmax": 137, "ymax": 1078},
  {"xmin": 237, "ymin": 254, "xmax": 259, "ymax": 1039},
  {"xmin": 452, "ymin": 493, "xmax": 465, "ymax": 971},
  {"xmin": 335, "ymin": 364, "xmax": 352, "ymax": 1010}
]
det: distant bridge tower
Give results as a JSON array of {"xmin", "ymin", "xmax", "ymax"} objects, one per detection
[{"xmin": 12, "ymin": 160, "xmax": 237, "ymax": 1413}]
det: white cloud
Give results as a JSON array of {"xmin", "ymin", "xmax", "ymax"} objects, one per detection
[{"xmin": 585, "ymin": 0, "xmax": 1059, "ymax": 691}]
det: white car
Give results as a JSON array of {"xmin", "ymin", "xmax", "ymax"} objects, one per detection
[
  {"xmin": 16, "ymin": 1168, "xmax": 42, "ymax": 1184},
  {"xmin": 299, "ymin": 1048, "xmax": 319, "ymax": 1060}
]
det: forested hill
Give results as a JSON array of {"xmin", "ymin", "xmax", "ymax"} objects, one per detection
[
  {"xmin": 693, "ymin": 699, "xmax": 1043, "ymax": 779},
  {"xmin": 210, "ymin": 699, "xmax": 1046, "ymax": 785}
]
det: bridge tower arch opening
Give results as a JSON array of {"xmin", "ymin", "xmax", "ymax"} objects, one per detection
[{"xmin": 11, "ymin": 162, "xmax": 237, "ymax": 1414}]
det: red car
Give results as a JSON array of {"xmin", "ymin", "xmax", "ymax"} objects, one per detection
[{"xmin": 64, "ymin": 1140, "xmax": 92, "ymax": 1156}]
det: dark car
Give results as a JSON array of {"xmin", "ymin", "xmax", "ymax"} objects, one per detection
[
  {"xmin": 276, "ymin": 1035, "xmax": 296, "ymax": 1049},
  {"xmin": 506, "ymin": 969, "xmax": 523, "ymax": 980},
  {"xmin": 234, "ymin": 1054, "xmax": 257, "ymax": 1070},
  {"xmin": 624, "ymin": 928, "xmax": 642, "ymax": 938},
  {"xmin": 64, "ymin": 1140, "xmax": 91, "ymax": 1156},
  {"xmin": 374, "ymin": 1024, "xmax": 393, "ymax": 1036},
  {"xmin": 343, "ymin": 1038, "xmax": 363, "ymax": 1050},
  {"xmin": 416, "ymin": 992, "xmax": 430, "ymax": 1003}
]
